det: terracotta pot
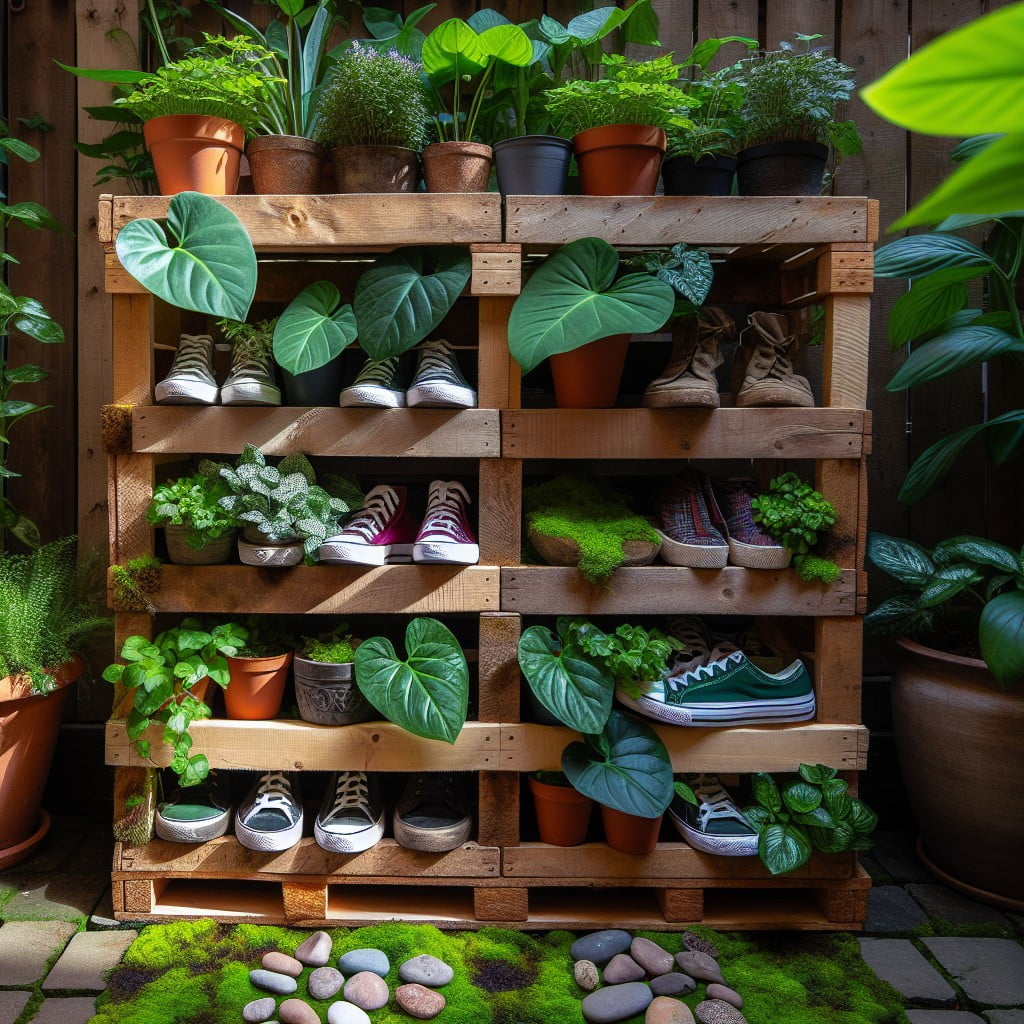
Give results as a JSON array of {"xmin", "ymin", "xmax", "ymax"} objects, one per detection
[
  {"xmin": 893, "ymin": 639, "xmax": 1024, "ymax": 909},
  {"xmin": 293, "ymin": 655, "xmax": 372, "ymax": 725},
  {"xmin": 736, "ymin": 140, "xmax": 829, "ymax": 196},
  {"xmin": 601, "ymin": 805, "xmax": 662, "ymax": 855},
  {"xmin": 549, "ymin": 334, "xmax": 630, "ymax": 409},
  {"xmin": 224, "ymin": 652, "xmax": 293, "ymax": 721},
  {"xmin": 528, "ymin": 776, "xmax": 594, "ymax": 846},
  {"xmin": 662, "ymin": 154, "xmax": 737, "ymax": 196},
  {"xmin": 573, "ymin": 124, "xmax": 666, "ymax": 196},
  {"xmin": 164, "ymin": 524, "xmax": 236, "ymax": 565},
  {"xmin": 422, "ymin": 141, "xmax": 493, "ymax": 193},
  {"xmin": 330, "ymin": 145, "xmax": 420, "ymax": 193},
  {"xmin": 247, "ymin": 135, "xmax": 325, "ymax": 195},
  {"xmin": 0, "ymin": 656, "xmax": 84, "ymax": 869},
  {"xmin": 143, "ymin": 114, "xmax": 245, "ymax": 196}
]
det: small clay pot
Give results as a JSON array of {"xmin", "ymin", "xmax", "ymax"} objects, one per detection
[
  {"xmin": 330, "ymin": 145, "xmax": 420, "ymax": 193},
  {"xmin": 662, "ymin": 154, "xmax": 737, "ymax": 196},
  {"xmin": 573, "ymin": 124, "xmax": 666, "ymax": 196},
  {"xmin": 601, "ymin": 805, "xmax": 663, "ymax": 855},
  {"xmin": 143, "ymin": 114, "xmax": 244, "ymax": 195},
  {"xmin": 736, "ymin": 140, "xmax": 829, "ymax": 196},
  {"xmin": 529, "ymin": 775, "xmax": 594, "ymax": 847},
  {"xmin": 422, "ymin": 141, "xmax": 493, "ymax": 193},
  {"xmin": 293, "ymin": 656, "xmax": 372, "ymax": 725},
  {"xmin": 224, "ymin": 652, "xmax": 293, "ymax": 720},
  {"xmin": 548, "ymin": 334, "xmax": 630, "ymax": 408},
  {"xmin": 163, "ymin": 524, "xmax": 236, "ymax": 565},
  {"xmin": 247, "ymin": 135, "xmax": 325, "ymax": 195}
]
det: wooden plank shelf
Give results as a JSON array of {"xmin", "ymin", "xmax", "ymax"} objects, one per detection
[
  {"xmin": 106, "ymin": 720, "xmax": 502, "ymax": 772},
  {"xmin": 500, "ymin": 566, "xmax": 856, "ymax": 616},
  {"xmin": 503, "ymin": 408, "xmax": 870, "ymax": 460},
  {"xmin": 131, "ymin": 407, "xmax": 500, "ymax": 458}
]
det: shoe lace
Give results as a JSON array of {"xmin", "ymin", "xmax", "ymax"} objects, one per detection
[
  {"xmin": 250, "ymin": 771, "xmax": 296, "ymax": 815},
  {"xmin": 422, "ymin": 480, "xmax": 471, "ymax": 533},
  {"xmin": 664, "ymin": 650, "xmax": 744, "ymax": 694},
  {"xmin": 323, "ymin": 772, "xmax": 371, "ymax": 821},
  {"xmin": 414, "ymin": 340, "xmax": 469, "ymax": 386},
  {"xmin": 354, "ymin": 357, "xmax": 401, "ymax": 386},
  {"xmin": 169, "ymin": 334, "xmax": 213, "ymax": 374},
  {"xmin": 341, "ymin": 487, "xmax": 399, "ymax": 540},
  {"xmin": 743, "ymin": 315, "xmax": 796, "ymax": 378},
  {"xmin": 230, "ymin": 335, "xmax": 273, "ymax": 377}
]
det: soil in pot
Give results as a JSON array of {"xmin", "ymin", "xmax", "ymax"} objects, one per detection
[
  {"xmin": 144, "ymin": 114, "xmax": 245, "ymax": 196},
  {"xmin": 493, "ymin": 135, "xmax": 573, "ymax": 196},
  {"xmin": 331, "ymin": 145, "xmax": 420, "ymax": 193},
  {"xmin": 294, "ymin": 655, "xmax": 372, "ymax": 725},
  {"xmin": 224, "ymin": 652, "xmax": 293, "ymax": 721},
  {"xmin": 164, "ymin": 525, "xmax": 236, "ymax": 565},
  {"xmin": 601, "ymin": 804, "xmax": 663, "ymax": 855},
  {"xmin": 528, "ymin": 775, "xmax": 594, "ymax": 846},
  {"xmin": 549, "ymin": 334, "xmax": 630, "ymax": 409},
  {"xmin": 662, "ymin": 155, "xmax": 736, "ymax": 196},
  {"xmin": 573, "ymin": 124, "xmax": 666, "ymax": 197},
  {"xmin": 280, "ymin": 352, "xmax": 347, "ymax": 407},
  {"xmin": 248, "ymin": 135, "xmax": 325, "ymax": 195},
  {"xmin": 736, "ymin": 141, "xmax": 829, "ymax": 196},
  {"xmin": 422, "ymin": 142, "xmax": 493, "ymax": 193}
]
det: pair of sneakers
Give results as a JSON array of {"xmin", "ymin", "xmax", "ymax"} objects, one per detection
[
  {"xmin": 319, "ymin": 481, "xmax": 479, "ymax": 566},
  {"xmin": 155, "ymin": 333, "xmax": 280, "ymax": 406},
  {"xmin": 341, "ymin": 340, "xmax": 476, "ymax": 409}
]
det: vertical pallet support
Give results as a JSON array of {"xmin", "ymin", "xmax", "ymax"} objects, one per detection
[
  {"xmin": 474, "ymin": 886, "xmax": 529, "ymax": 922},
  {"xmin": 657, "ymin": 888, "xmax": 703, "ymax": 923}
]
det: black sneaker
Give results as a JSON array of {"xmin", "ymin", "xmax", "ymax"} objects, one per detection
[
  {"xmin": 668, "ymin": 774, "xmax": 758, "ymax": 856},
  {"xmin": 155, "ymin": 770, "xmax": 231, "ymax": 843},
  {"xmin": 340, "ymin": 356, "xmax": 407, "ymax": 408},
  {"xmin": 406, "ymin": 340, "xmax": 476, "ymax": 408},
  {"xmin": 234, "ymin": 771, "xmax": 304, "ymax": 852},
  {"xmin": 393, "ymin": 773, "xmax": 472, "ymax": 852}
]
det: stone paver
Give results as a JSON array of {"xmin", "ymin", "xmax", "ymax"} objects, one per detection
[
  {"xmin": 859, "ymin": 939, "xmax": 956, "ymax": 1007},
  {"xmin": 985, "ymin": 1012, "xmax": 1024, "ymax": 1024},
  {"xmin": 907, "ymin": 885, "xmax": 1012, "ymax": 927},
  {"xmin": 923, "ymin": 939, "xmax": 1024, "ymax": 1006},
  {"xmin": 0, "ymin": 991, "xmax": 31, "ymax": 1023},
  {"xmin": 2, "ymin": 873, "xmax": 107, "ymax": 922},
  {"xmin": 906, "ymin": 1014, "xmax": 986, "ymax": 1024},
  {"xmin": 29, "ymin": 996, "xmax": 97, "ymax": 1024},
  {"xmin": 869, "ymin": 832, "xmax": 934, "ymax": 885},
  {"xmin": 0, "ymin": 920, "xmax": 77, "ymax": 986},
  {"xmin": 865, "ymin": 885, "xmax": 930, "ymax": 933},
  {"xmin": 43, "ymin": 928, "xmax": 137, "ymax": 991}
]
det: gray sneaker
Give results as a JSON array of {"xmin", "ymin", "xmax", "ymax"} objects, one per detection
[
  {"xmin": 221, "ymin": 335, "xmax": 281, "ymax": 406},
  {"xmin": 393, "ymin": 773, "xmax": 472, "ymax": 852},
  {"xmin": 406, "ymin": 339, "xmax": 476, "ymax": 408},
  {"xmin": 234, "ymin": 771, "xmax": 303, "ymax": 852},
  {"xmin": 339, "ymin": 356, "xmax": 407, "ymax": 408},
  {"xmin": 314, "ymin": 771, "xmax": 385, "ymax": 853},
  {"xmin": 154, "ymin": 333, "xmax": 218, "ymax": 405}
]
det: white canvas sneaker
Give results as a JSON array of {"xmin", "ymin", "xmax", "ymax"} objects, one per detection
[{"xmin": 154, "ymin": 334, "xmax": 219, "ymax": 405}]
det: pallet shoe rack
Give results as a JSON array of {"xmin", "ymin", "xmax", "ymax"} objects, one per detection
[{"xmin": 99, "ymin": 192, "xmax": 877, "ymax": 931}]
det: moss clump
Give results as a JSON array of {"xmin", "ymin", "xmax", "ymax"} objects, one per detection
[{"xmin": 524, "ymin": 475, "xmax": 659, "ymax": 585}]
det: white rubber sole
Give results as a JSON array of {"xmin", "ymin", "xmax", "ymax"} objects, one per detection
[
  {"xmin": 406, "ymin": 382, "xmax": 476, "ymax": 408},
  {"xmin": 668, "ymin": 809, "xmax": 758, "ymax": 856},
  {"xmin": 317, "ymin": 541, "xmax": 413, "ymax": 565},
  {"xmin": 617, "ymin": 687, "xmax": 815, "ymax": 726},
  {"xmin": 728, "ymin": 537, "xmax": 792, "ymax": 569},
  {"xmin": 339, "ymin": 385, "xmax": 406, "ymax": 408},
  {"xmin": 413, "ymin": 541, "xmax": 479, "ymax": 565},
  {"xmin": 314, "ymin": 811, "xmax": 385, "ymax": 854},
  {"xmin": 392, "ymin": 813, "xmax": 472, "ymax": 853},
  {"xmin": 220, "ymin": 381, "xmax": 281, "ymax": 406},
  {"xmin": 235, "ymin": 812, "xmax": 304, "ymax": 852},
  {"xmin": 154, "ymin": 808, "xmax": 230, "ymax": 844},
  {"xmin": 154, "ymin": 379, "xmax": 219, "ymax": 405},
  {"xmin": 656, "ymin": 528, "xmax": 729, "ymax": 568}
]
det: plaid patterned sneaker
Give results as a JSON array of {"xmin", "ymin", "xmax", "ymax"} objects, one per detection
[
  {"xmin": 668, "ymin": 773, "xmax": 758, "ymax": 856},
  {"xmin": 655, "ymin": 471, "xmax": 729, "ymax": 568},
  {"xmin": 707, "ymin": 477, "xmax": 791, "ymax": 569},
  {"xmin": 318, "ymin": 484, "xmax": 418, "ymax": 565},
  {"xmin": 340, "ymin": 356, "xmax": 407, "ymax": 408},
  {"xmin": 406, "ymin": 339, "xmax": 476, "ymax": 408},
  {"xmin": 314, "ymin": 771, "xmax": 385, "ymax": 853},
  {"xmin": 413, "ymin": 480, "xmax": 480, "ymax": 565},
  {"xmin": 154, "ymin": 333, "xmax": 219, "ymax": 405}
]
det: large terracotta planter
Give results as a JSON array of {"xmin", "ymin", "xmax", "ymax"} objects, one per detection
[
  {"xmin": 549, "ymin": 334, "xmax": 630, "ymax": 408},
  {"xmin": 143, "ymin": 114, "xmax": 245, "ymax": 195},
  {"xmin": 224, "ymin": 652, "xmax": 293, "ymax": 720},
  {"xmin": 573, "ymin": 124, "xmax": 666, "ymax": 196},
  {"xmin": 422, "ymin": 141, "xmax": 493, "ymax": 193},
  {"xmin": 248, "ymin": 135, "xmax": 325, "ymax": 195},
  {"xmin": 528, "ymin": 775, "xmax": 594, "ymax": 846},
  {"xmin": 601, "ymin": 805, "xmax": 662, "ymax": 855},
  {"xmin": 330, "ymin": 145, "xmax": 420, "ymax": 193},
  {"xmin": 893, "ymin": 639, "xmax": 1024, "ymax": 909},
  {"xmin": 0, "ymin": 656, "xmax": 84, "ymax": 870}
]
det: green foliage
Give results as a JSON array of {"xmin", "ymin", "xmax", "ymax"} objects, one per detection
[
  {"xmin": 146, "ymin": 472, "xmax": 240, "ymax": 548},
  {"xmin": 743, "ymin": 763, "xmax": 877, "ymax": 875},
  {"xmin": 316, "ymin": 42, "xmax": 429, "ymax": 149},
  {"xmin": 299, "ymin": 623, "xmax": 360, "ymax": 663},
  {"xmin": 533, "ymin": 769, "xmax": 571, "ymax": 785},
  {"xmin": 231, "ymin": 614, "xmax": 294, "ymax": 657},
  {"xmin": 0, "ymin": 536, "xmax": 109, "ymax": 694},
  {"xmin": 751, "ymin": 472, "xmax": 837, "ymax": 555},
  {"xmin": 621, "ymin": 243, "xmax": 714, "ymax": 314},
  {"xmin": 796, "ymin": 554, "xmax": 843, "ymax": 585},
  {"xmin": 577, "ymin": 622, "xmax": 684, "ymax": 699},
  {"xmin": 111, "ymin": 554, "xmax": 163, "ymax": 612},
  {"xmin": 273, "ymin": 282, "xmax": 356, "ymax": 375}
]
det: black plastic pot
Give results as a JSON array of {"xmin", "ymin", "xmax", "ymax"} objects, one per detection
[
  {"xmin": 280, "ymin": 352, "xmax": 346, "ymax": 407},
  {"xmin": 493, "ymin": 135, "xmax": 573, "ymax": 196},
  {"xmin": 661, "ymin": 154, "xmax": 736, "ymax": 196},
  {"xmin": 736, "ymin": 141, "xmax": 829, "ymax": 196}
]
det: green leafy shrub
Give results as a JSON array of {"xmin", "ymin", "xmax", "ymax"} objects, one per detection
[
  {"xmin": 146, "ymin": 472, "xmax": 240, "ymax": 549},
  {"xmin": 299, "ymin": 623, "xmax": 360, "ymax": 664},
  {"xmin": 577, "ymin": 622, "xmax": 684, "ymax": 699}
]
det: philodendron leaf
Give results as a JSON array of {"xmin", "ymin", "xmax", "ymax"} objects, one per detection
[
  {"xmin": 561, "ymin": 710, "xmax": 674, "ymax": 818},
  {"xmin": 751, "ymin": 771, "xmax": 782, "ymax": 814},
  {"xmin": 866, "ymin": 532, "xmax": 935, "ymax": 585},
  {"xmin": 354, "ymin": 617, "xmax": 469, "ymax": 743},
  {"xmin": 517, "ymin": 624, "xmax": 614, "ymax": 734},
  {"xmin": 758, "ymin": 823, "xmax": 812, "ymax": 875},
  {"xmin": 980, "ymin": 590, "xmax": 1024, "ymax": 686},
  {"xmin": 115, "ymin": 191, "xmax": 257, "ymax": 321},
  {"xmin": 273, "ymin": 281, "xmax": 357, "ymax": 374},
  {"xmin": 354, "ymin": 247, "xmax": 471, "ymax": 360},
  {"xmin": 782, "ymin": 780, "xmax": 822, "ymax": 815},
  {"xmin": 508, "ymin": 237, "xmax": 675, "ymax": 374}
]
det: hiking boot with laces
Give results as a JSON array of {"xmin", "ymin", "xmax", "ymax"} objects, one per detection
[
  {"xmin": 413, "ymin": 480, "xmax": 479, "ymax": 565},
  {"xmin": 706, "ymin": 477, "xmax": 791, "ymax": 569},
  {"xmin": 655, "ymin": 470, "xmax": 729, "ymax": 568},
  {"xmin": 733, "ymin": 311, "xmax": 814, "ymax": 408},
  {"xmin": 154, "ymin": 333, "xmax": 219, "ymax": 405},
  {"xmin": 406, "ymin": 339, "xmax": 476, "ymax": 408},
  {"xmin": 393, "ymin": 772, "xmax": 472, "ymax": 852},
  {"xmin": 642, "ymin": 308, "xmax": 733, "ymax": 408},
  {"xmin": 668, "ymin": 773, "xmax": 758, "ymax": 856},
  {"xmin": 234, "ymin": 770, "xmax": 303, "ymax": 852},
  {"xmin": 221, "ymin": 335, "xmax": 281, "ymax": 406},
  {"xmin": 318, "ymin": 484, "xmax": 418, "ymax": 565},
  {"xmin": 314, "ymin": 771, "xmax": 385, "ymax": 853},
  {"xmin": 340, "ymin": 356, "xmax": 407, "ymax": 408}
]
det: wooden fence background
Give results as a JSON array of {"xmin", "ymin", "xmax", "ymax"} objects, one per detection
[{"xmin": 3, "ymin": 0, "xmax": 1019, "ymax": 724}]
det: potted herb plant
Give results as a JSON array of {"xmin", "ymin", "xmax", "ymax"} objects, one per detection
[
  {"xmin": 146, "ymin": 472, "xmax": 241, "ymax": 565},
  {"xmin": 527, "ymin": 771, "xmax": 594, "ymax": 847},
  {"xmin": 294, "ymin": 624, "xmax": 371, "ymax": 725},
  {"xmin": 0, "ymin": 537, "xmax": 109, "ymax": 868},
  {"xmin": 731, "ymin": 35, "xmax": 861, "ymax": 196},
  {"xmin": 222, "ymin": 616, "xmax": 294, "ymax": 721}
]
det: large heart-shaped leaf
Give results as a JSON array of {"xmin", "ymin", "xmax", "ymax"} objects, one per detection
[
  {"xmin": 508, "ymin": 237, "xmax": 675, "ymax": 374},
  {"xmin": 354, "ymin": 617, "xmax": 468, "ymax": 743},
  {"xmin": 561, "ymin": 711, "xmax": 673, "ymax": 818},
  {"xmin": 115, "ymin": 191, "xmax": 257, "ymax": 321},
  {"xmin": 477, "ymin": 23, "xmax": 534, "ymax": 67},
  {"xmin": 422, "ymin": 18, "xmax": 487, "ymax": 86},
  {"xmin": 273, "ymin": 281, "xmax": 357, "ymax": 374},
  {"xmin": 354, "ymin": 247, "xmax": 471, "ymax": 360},
  {"xmin": 517, "ymin": 624, "xmax": 614, "ymax": 734},
  {"xmin": 980, "ymin": 590, "xmax": 1024, "ymax": 687}
]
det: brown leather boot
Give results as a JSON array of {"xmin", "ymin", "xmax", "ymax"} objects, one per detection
[
  {"xmin": 733, "ymin": 312, "xmax": 814, "ymax": 408},
  {"xmin": 642, "ymin": 307, "xmax": 734, "ymax": 408}
]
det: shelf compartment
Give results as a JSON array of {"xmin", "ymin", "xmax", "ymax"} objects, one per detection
[
  {"xmin": 106, "ymin": 720, "xmax": 502, "ymax": 772},
  {"xmin": 503, "ymin": 408, "xmax": 870, "ymax": 460},
  {"xmin": 131, "ymin": 407, "xmax": 500, "ymax": 458},
  {"xmin": 500, "ymin": 566, "xmax": 856, "ymax": 615}
]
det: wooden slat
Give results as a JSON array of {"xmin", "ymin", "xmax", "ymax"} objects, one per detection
[
  {"xmin": 106, "ymin": 720, "xmax": 502, "ymax": 772},
  {"xmin": 504, "ymin": 196, "xmax": 876, "ymax": 247},
  {"xmin": 500, "ymin": 566, "xmax": 856, "ymax": 616},
  {"xmin": 108, "ymin": 194, "xmax": 503, "ymax": 248},
  {"xmin": 503, "ymin": 408, "xmax": 868, "ymax": 459},
  {"xmin": 477, "ymin": 612, "xmax": 522, "ymax": 723},
  {"xmin": 470, "ymin": 246, "xmax": 522, "ymax": 295},
  {"xmin": 477, "ymin": 772, "xmax": 520, "ymax": 849},
  {"xmin": 474, "ymin": 887, "xmax": 528, "ymax": 921},
  {"xmin": 698, "ymin": 0, "xmax": 760, "ymax": 69},
  {"xmin": 477, "ymin": 296, "xmax": 518, "ymax": 409},
  {"xmin": 817, "ymin": 458, "xmax": 863, "ymax": 570},
  {"xmin": 478, "ymin": 458, "xmax": 523, "ymax": 565},
  {"xmin": 766, "ymin": 0, "xmax": 836, "ymax": 51},
  {"xmin": 823, "ymin": 295, "xmax": 871, "ymax": 409},
  {"xmin": 131, "ymin": 407, "xmax": 500, "ymax": 457},
  {"xmin": 141, "ymin": 564, "xmax": 499, "ymax": 614},
  {"xmin": 504, "ymin": 722, "xmax": 868, "ymax": 772},
  {"xmin": 112, "ymin": 293, "xmax": 153, "ymax": 404},
  {"xmin": 813, "ymin": 617, "xmax": 864, "ymax": 724},
  {"xmin": 112, "ymin": 455, "xmax": 153, "ymax": 563}
]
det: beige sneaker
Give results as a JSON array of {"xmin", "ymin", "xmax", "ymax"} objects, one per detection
[
  {"xmin": 733, "ymin": 312, "xmax": 814, "ymax": 408},
  {"xmin": 642, "ymin": 308, "xmax": 734, "ymax": 408}
]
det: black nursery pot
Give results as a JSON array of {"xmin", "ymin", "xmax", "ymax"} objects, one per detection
[
  {"xmin": 736, "ymin": 140, "xmax": 829, "ymax": 196},
  {"xmin": 661, "ymin": 154, "xmax": 737, "ymax": 196},
  {"xmin": 493, "ymin": 135, "xmax": 574, "ymax": 196},
  {"xmin": 280, "ymin": 352, "xmax": 346, "ymax": 407}
]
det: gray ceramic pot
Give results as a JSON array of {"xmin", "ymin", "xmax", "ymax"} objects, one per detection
[{"xmin": 294, "ymin": 655, "xmax": 373, "ymax": 725}]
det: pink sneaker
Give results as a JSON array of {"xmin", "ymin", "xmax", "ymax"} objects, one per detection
[
  {"xmin": 413, "ymin": 481, "xmax": 480, "ymax": 565},
  {"xmin": 318, "ymin": 485, "xmax": 418, "ymax": 565}
]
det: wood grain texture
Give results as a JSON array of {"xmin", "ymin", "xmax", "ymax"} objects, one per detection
[
  {"xmin": 816, "ymin": 458, "xmax": 863, "ymax": 569},
  {"xmin": 474, "ymin": 887, "xmax": 529, "ymax": 921},
  {"xmin": 628, "ymin": 0, "xmax": 693, "ymax": 58},
  {"xmin": 283, "ymin": 880, "xmax": 328, "ymax": 921},
  {"xmin": 470, "ymin": 249, "xmax": 522, "ymax": 295},
  {"xmin": 477, "ymin": 296, "xmax": 518, "ymax": 408},
  {"xmin": 697, "ymin": 0, "xmax": 759, "ymax": 68},
  {"xmin": 112, "ymin": 455, "xmax": 154, "ymax": 563},
  {"xmin": 478, "ymin": 772, "xmax": 520, "ymax": 848},
  {"xmin": 478, "ymin": 459, "xmax": 523, "ymax": 565},
  {"xmin": 478, "ymin": 612, "xmax": 522, "ymax": 722},
  {"xmin": 657, "ymin": 889, "xmax": 704, "ymax": 922},
  {"xmin": 112, "ymin": 294, "xmax": 153, "ymax": 405},
  {"xmin": 823, "ymin": 295, "xmax": 871, "ymax": 408},
  {"xmin": 766, "ymin": 0, "xmax": 835, "ymax": 50},
  {"xmin": 813, "ymin": 617, "xmax": 864, "ymax": 724}
]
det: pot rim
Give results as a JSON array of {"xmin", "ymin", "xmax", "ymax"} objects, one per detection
[
  {"xmin": 897, "ymin": 636, "xmax": 990, "ymax": 672},
  {"xmin": 294, "ymin": 653, "xmax": 355, "ymax": 669},
  {"xmin": 143, "ymin": 114, "xmax": 245, "ymax": 147},
  {"xmin": 493, "ymin": 134, "xmax": 573, "ymax": 151},
  {"xmin": 248, "ymin": 134, "xmax": 325, "ymax": 156},
  {"xmin": 663, "ymin": 153, "xmax": 738, "ymax": 170},
  {"xmin": 227, "ymin": 651, "xmax": 294, "ymax": 668},
  {"xmin": 423, "ymin": 140, "xmax": 493, "ymax": 158},
  {"xmin": 330, "ymin": 143, "xmax": 419, "ymax": 157},
  {"xmin": 1, "ymin": 654, "xmax": 85, "ymax": 703},
  {"xmin": 737, "ymin": 140, "xmax": 829, "ymax": 161},
  {"xmin": 573, "ymin": 123, "xmax": 667, "ymax": 152}
]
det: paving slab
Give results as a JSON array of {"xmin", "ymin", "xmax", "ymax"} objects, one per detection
[
  {"xmin": 923, "ymin": 938, "xmax": 1024, "ymax": 1006},
  {"xmin": 859, "ymin": 938, "xmax": 956, "ymax": 1007},
  {"xmin": 29, "ymin": 996, "xmax": 97, "ymax": 1024},
  {"xmin": 907, "ymin": 885, "xmax": 1012, "ymax": 928},
  {"xmin": 43, "ymin": 928, "xmax": 137, "ymax": 991},
  {"xmin": 866, "ymin": 885, "xmax": 930, "ymax": 933},
  {"xmin": 0, "ymin": 991, "xmax": 31, "ymax": 1023},
  {"xmin": 0, "ymin": 920, "xmax": 77, "ymax": 986},
  {"xmin": 906, "ymin": 1014, "xmax": 986, "ymax": 1024},
  {"xmin": 869, "ymin": 832, "xmax": 934, "ymax": 884},
  {"xmin": 985, "ymin": 1012, "xmax": 1024, "ymax": 1024},
  {"xmin": 2, "ymin": 873, "xmax": 107, "ymax": 922}
]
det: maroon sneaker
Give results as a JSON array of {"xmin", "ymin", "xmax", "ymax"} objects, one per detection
[
  {"xmin": 318, "ymin": 485, "xmax": 418, "ymax": 565},
  {"xmin": 413, "ymin": 480, "xmax": 480, "ymax": 565},
  {"xmin": 655, "ymin": 470, "xmax": 729, "ymax": 568},
  {"xmin": 706, "ymin": 477, "xmax": 791, "ymax": 569}
]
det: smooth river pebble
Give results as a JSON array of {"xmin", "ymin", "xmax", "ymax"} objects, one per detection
[
  {"xmin": 399, "ymin": 954, "xmax": 454, "ymax": 987},
  {"xmin": 249, "ymin": 969, "xmax": 297, "ymax": 996},
  {"xmin": 395, "ymin": 983, "xmax": 446, "ymax": 1020},
  {"xmin": 343, "ymin": 971, "xmax": 389, "ymax": 1011},
  {"xmin": 295, "ymin": 931, "xmax": 333, "ymax": 967}
]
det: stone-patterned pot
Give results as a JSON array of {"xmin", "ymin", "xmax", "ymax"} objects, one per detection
[
  {"xmin": 294, "ymin": 655, "xmax": 373, "ymax": 725},
  {"xmin": 164, "ymin": 524, "xmax": 236, "ymax": 565}
]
